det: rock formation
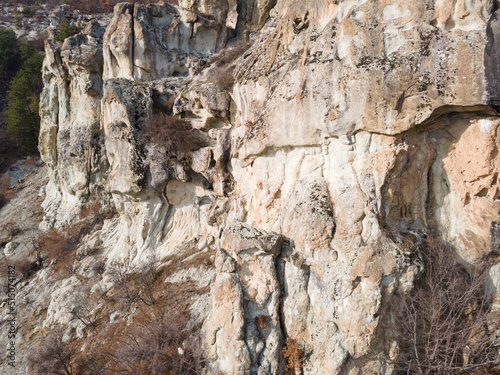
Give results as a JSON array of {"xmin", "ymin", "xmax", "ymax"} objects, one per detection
[{"xmin": 2, "ymin": 0, "xmax": 500, "ymax": 374}]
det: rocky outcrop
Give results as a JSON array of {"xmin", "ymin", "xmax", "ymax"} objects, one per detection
[
  {"xmin": 179, "ymin": 0, "xmax": 230, "ymax": 24},
  {"xmin": 20, "ymin": 0, "xmax": 500, "ymax": 374},
  {"xmin": 103, "ymin": 2, "xmax": 230, "ymax": 80},
  {"xmin": 206, "ymin": 223, "xmax": 284, "ymax": 374},
  {"xmin": 236, "ymin": 0, "xmax": 277, "ymax": 33},
  {"xmin": 39, "ymin": 18, "xmax": 107, "ymax": 228}
]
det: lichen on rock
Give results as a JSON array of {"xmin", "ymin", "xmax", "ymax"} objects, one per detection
[{"xmin": 4, "ymin": 0, "xmax": 500, "ymax": 374}]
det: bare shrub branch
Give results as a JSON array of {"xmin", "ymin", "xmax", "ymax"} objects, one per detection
[
  {"xmin": 107, "ymin": 304, "xmax": 200, "ymax": 375},
  {"xmin": 31, "ymin": 328, "xmax": 76, "ymax": 375},
  {"xmin": 395, "ymin": 237, "xmax": 500, "ymax": 374},
  {"xmin": 142, "ymin": 112, "xmax": 210, "ymax": 155},
  {"xmin": 209, "ymin": 39, "xmax": 252, "ymax": 91},
  {"xmin": 109, "ymin": 253, "xmax": 159, "ymax": 307}
]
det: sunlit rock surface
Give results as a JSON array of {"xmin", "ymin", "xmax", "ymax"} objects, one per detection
[{"xmin": 17, "ymin": 0, "xmax": 500, "ymax": 373}]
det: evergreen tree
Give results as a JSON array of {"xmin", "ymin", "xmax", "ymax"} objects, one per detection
[
  {"xmin": 5, "ymin": 43, "xmax": 44, "ymax": 153},
  {"xmin": 54, "ymin": 18, "xmax": 80, "ymax": 43},
  {"xmin": 0, "ymin": 29, "xmax": 18, "ymax": 77}
]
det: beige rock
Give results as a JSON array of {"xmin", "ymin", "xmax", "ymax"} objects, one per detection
[
  {"xmin": 179, "ymin": 0, "xmax": 229, "ymax": 24},
  {"xmin": 32, "ymin": 0, "xmax": 500, "ymax": 374},
  {"xmin": 430, "ymin": 116, "xmax": 500, "ymax": 264},
  {"xmin": 236, "ymin": 0, "xmax": 277, "ymax": 33},
  {"xmin": 39, "ymin": 18, "xmax": 107, "ymax": 228},
  {"xmin": 103, "ymin": 2, "xmax": 230, "ymax": 81},
  {"xmin": 205, "ymin": 223, "xmax": 285, "ymax": 374}
]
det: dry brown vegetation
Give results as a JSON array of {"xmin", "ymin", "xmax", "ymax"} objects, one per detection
[
  {"xmin": 142, "ymin": 111, "xmax": 210, "ymax": 155},
  {"xmin": 209, "ymin": 39, "xmax": 252, "ymax": 91},
  {"xmin": 105, "ymin": 305, "xmax": 200, "ymax": 375},
  {"xmin": 25, "ymin": 232, "xmax": 212, "ymax": 375},
  {"xmin": 30, "ymin": 251, "xmax": 206, "ymax": 375},
  {"xmin": 283, "ymin": 337, "xmax": 305, "ymax": 375},
  {"xmin": 33, "ymin": 327, "xmax": 78, "ymax": 375},
  {"xmin": 10, "ymin": 197, "xmax": 117, "ymax": 280},
  {"xmin": 395, "ymin": 237, "xmax": 500, "ymax": 374},
  {"xmin": 43, "ymin": 200, "xmax": 112, "ymax": 268},
  {"xmin": 109, "ymin": 254, "xmax": 160, "ymax": 307},
  {"xmin": 255, "ymin": 314, "xmax": 270, "ymax": 329},
  {"xmin": 0, "ymin": 221, "xmax": 19, "ymax": 243}
]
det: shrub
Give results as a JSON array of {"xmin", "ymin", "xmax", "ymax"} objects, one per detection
[
  {"xmin": 0, "ymin": 29, "xmax": 17, "ymax": 75},
  {"xmin": 31, "ymin": 327, "xmax": 77, "ymax": 375},
  {"xmin": 108, "ymin": 305, "xmax": 199, "ymax": 375},
  {"xmin": 13, "ymin": 14, "xmax": 21, "ymax": 29},
  {"xmin": 395, "ymin": 237, "xmax": 500, "ymax": 374},
  {"xmin": 209, "ymin": 39, "xmax": 252, "ymax": 91},
  {"xmin": 54, "ymin": 18, "xmax": 80, "ymax": 43},
  {"xmin": 109, "ymin": 253, "xmax": 159, "ymax": 307},
  {"xmin": 142, "ymin": 112, "xmax": 209, "ymax": 155},
  {"xmin": 21, "ymin": 5, "xmax": 32, "ymax": 17},
  {"xmin": 32, "ymin": 32, "xmax": 47, "ymax": 52},
  {"xmin": 283, "ymin": 337, "xmax": 304, "ymax": 375}
]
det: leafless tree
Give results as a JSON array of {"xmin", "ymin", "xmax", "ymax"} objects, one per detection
[
  {"xmin": 106, "ymin": 304, "xmax": 199, "ymax": 375},
  {"xmin": 70, "ymin": 301, "xmax": 97, "ymax": 329},
  {"xmin": 31, "ymin": 328, "xmax": 76, "ymax": 375},
  {"xmin": 395, "ymin": 238, "xmax": 500, "ymax": 374},
  {"xmin": 109, "ymin": 253, "xmax": 159, "ymax": 307}
]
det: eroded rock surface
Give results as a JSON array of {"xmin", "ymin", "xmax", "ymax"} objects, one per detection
[{"xmin": 5, "ymin": 0, "xmax": 500, "ymax": 374}]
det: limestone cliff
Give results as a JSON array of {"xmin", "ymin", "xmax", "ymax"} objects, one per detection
[{"xmin": 2, "ymin": 0, "xmax": 500, "ymax": 374}]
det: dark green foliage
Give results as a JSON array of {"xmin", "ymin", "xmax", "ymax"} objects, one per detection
[
  {"xmin": 0, "ymin": 29, "xmax": 18, "ymax": 76},
  {"xmin": 21, "ymin": 6, "xmax": 32, "ymax": 17},
  {"xmin": 5, "ymin": 41, "xmax": 44, "ymax": 153},
  {"xmin": 13, "ymin": 15, "xmax": 21, "ymax": 29},
  {"xmin": 19, "ymin": 39, "xmax": 36, "ymax": 62},
  {"xmin": 54, "ymin": 18, "xmax": 80, "ymax": 43}
]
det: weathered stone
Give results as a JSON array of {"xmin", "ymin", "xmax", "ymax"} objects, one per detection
[
  {"xmin": 236, "ymin": 0, "xmax": 277, "ymax": 33},
  {"xmin": 179, "ymin": 0, "xmax": 229, "ymax": 24},
  {"xmin": 103, "ymin": 2, "xmax": 230, "ymax": 81},
  {"xmin": 39, "ymin": 15, "xmax": 107, "ymax": 228},
  {"xmin": 28, "ymin": 1, "xmax": 500, "ymax": 374}
]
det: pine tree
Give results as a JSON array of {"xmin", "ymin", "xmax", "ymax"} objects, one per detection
[
  {"xmin": 5, "ymin": 45, "xmax": 44, "ymax": 153},
  {"xmin": 0, "ymin": 29, "xmax": 18, "ymax": 77},
  {"xmin": 54, "ymin": 18, "xmax": 80, "ymax": 43}
]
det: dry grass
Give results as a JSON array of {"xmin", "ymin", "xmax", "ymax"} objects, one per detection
[
  {"xmin": 33, "ymin": 197, "xmax": 116, "ymax": 277},
  {"xmin": 27, "ymin": 253, "xmax": 208, "ymax": 374}
]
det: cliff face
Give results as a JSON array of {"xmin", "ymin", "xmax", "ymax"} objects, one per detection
[{"xmin": 25, "ymin": 0, "xmax": 500, "ymax": 373}]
